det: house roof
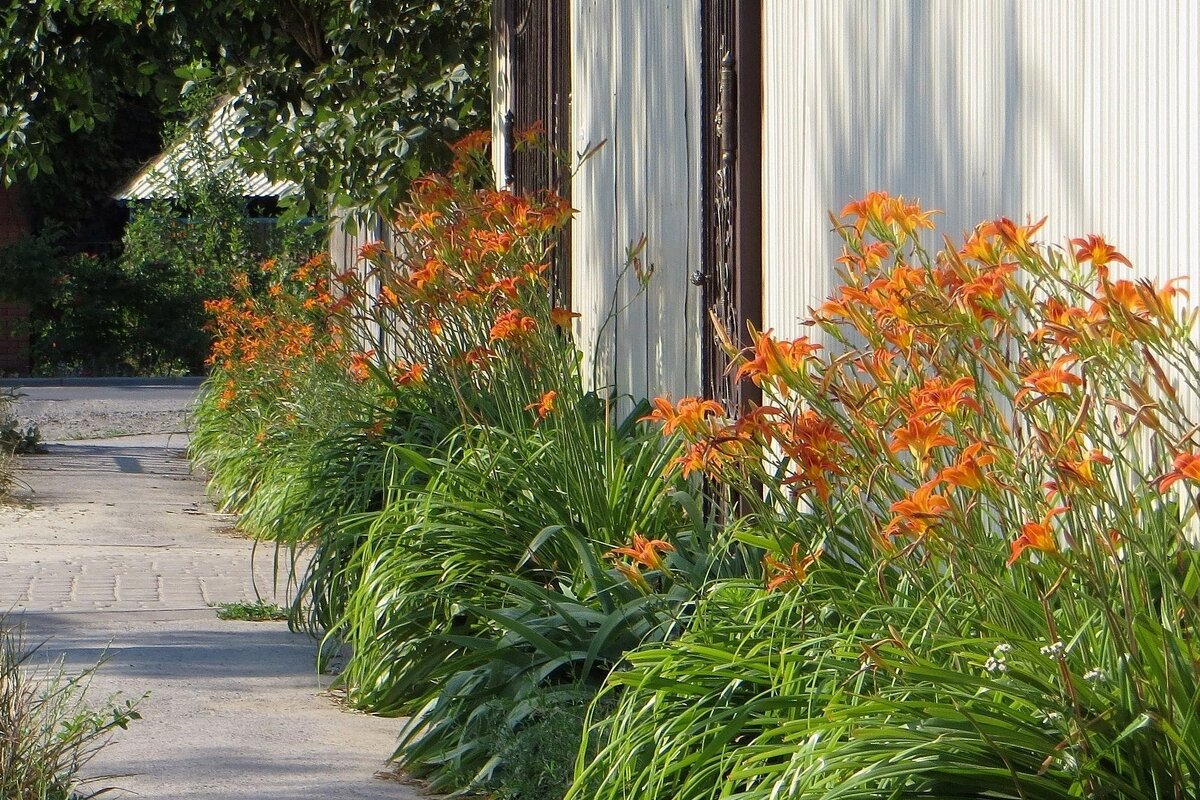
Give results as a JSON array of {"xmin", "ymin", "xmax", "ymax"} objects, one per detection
[{"xmin": 114, "ymin": 95, "xmax": 300, "ymax": 201}]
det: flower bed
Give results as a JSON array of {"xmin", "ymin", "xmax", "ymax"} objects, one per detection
[{"xmin": 193, "ymin": 146, "xmax": 1200, "ymax": 798}]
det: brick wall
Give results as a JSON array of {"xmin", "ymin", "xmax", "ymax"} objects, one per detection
[{"xmin": 0, "ymin": 187, "xmax": 31, "ymax": 373}]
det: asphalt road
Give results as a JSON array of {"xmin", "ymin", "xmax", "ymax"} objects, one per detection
[{"xmin": 1, "ymin": 379, "xmax": 203, "ymax": 441}]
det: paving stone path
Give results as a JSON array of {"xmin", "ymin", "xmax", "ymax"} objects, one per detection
[{"xmin": 1, "ymin": 394, "xmax": 419, "ymax": 799}]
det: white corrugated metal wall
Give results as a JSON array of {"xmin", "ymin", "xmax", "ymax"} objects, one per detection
[
  {"xmin": 570, "ymin": 0, "xmax": 703, "ymax": 403},
  {"xmin": 763, "ymin": 0, "xmax": 1200, "ymax": 340},
  {"xmin": 329, "ymin": 208, "xmax": 389, "ymax": 354}
]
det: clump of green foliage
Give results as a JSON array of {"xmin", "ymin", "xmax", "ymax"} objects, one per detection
[
  {"xmin": 214, "ymin": 601, "xmax": 289, "ymax": 622},
  {"xmin": 0, "ymin": 618, "xmax": 142, "ymax": 800},
  {"xmin": 0, "ymin": 388, "xmax": 42, "ymax": 456},
  {"xmin": 0, "ymin": 388, "xmax": 41, "ymax": 498}
]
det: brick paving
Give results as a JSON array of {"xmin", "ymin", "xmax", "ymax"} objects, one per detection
[
  {"xmin": 0, "ymin": 439, "xmax": 282, "ymax": 614},
  {"xmin": 0, "ymin": 431, "xmax": 415, "ymax": 800}
]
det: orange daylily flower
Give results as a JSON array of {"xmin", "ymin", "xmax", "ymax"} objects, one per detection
[
  {"xmin": 904, "ymin": 376, "xmax": 981, "ymax": 419},
  {"xmin": 736, "ymin": 330, "xmax": 821, "ymax": 389},
  {"xmin": 835, "ymin": 241, "xmax": 892, "ymax": 273},
  {"xmin": 889, "ymin": 417, "xmax": 955, "ymax": 467},
  {"xmin": 550, "ymin": 307, "xmax": 581, "ymax": 329},
  {"xmin": 1032, "ymin": 297, "xmax": 1098, "ymax": 346},
  {"xmin": 1051, "ymin": 448, "xmax": 1112, "ymax": 494},
  {"xmin": 840, "ymin": 192, "xmax": 936, "ymax": 238},
  {"xmin": 409, "ymin": 258, "xmax": 444, "ymax": 289},
  {"xmin": 348, "ymin": 350, "xmax": 375, "ymax": 383},
  {"xmin": 960, "ymin": 231, "xmax": 1001, "ymax": 264},
  {"xmin": 608, "ymin": 533, "xmax": 675, "ymax": 571},
  {"xmin": 1015, "ymin": 355, "xmax": 1084, "ymax": 403},
  {"xmin": 523, "ymin": 261, "xmax": 551, "ymax": 279},
  {"xmin": 884, "ymin": 481, "xmax": 952, "ymax": 538},
  {"xmin": 525, "ymin": 390, "xmax": 557, "ymax": 421},
  {"xmin": 976, "ymin": 216, "xmax": 1046, "ymax": 251},
  {"xmin": 642, "ymin": 396, "xmax": 725, "ymax": 437},
  {"xmin": 1008, "ymin": 506, "xmax": 1069, "ymax": 566},
  {"xmin": 1156, "ymin": 277, "xmax": 1188, "ymax": 315},
  {"xmin": 1071, "ymin": 233, "xmax": 1132, "ymax": 275},
  {"xmin": 392, "ymin": 361, "xmax": 426, "ymax": 386},
  {"xmin": 449, "ymin": 129, "xmax": 492, "ymax": 173},
  {"xmin": 454, "ymin": 287, "xmax": 484, "ymax": 306},
  {"xmin": 671, "ymin": 436, "xmax": 749, "ymax": 479},
  {"xmin": 427, "ymin": 318, "xmax": 444, "ymax": 337},
  {"xmin": 463, "ymin": 346, "xmax": 495, "ymax": 368},
  {"xmin": 1156, "ymin": 452, "xmax": 1200, "ymax": 492},
  {"xmin": 1094, "ymin": 277, "xmax": 1187, "ymax": 327},
  {"xmin": 409, "ymin": 209, "xmax": 443, "ymax": 232},
  {"xmin": 730, "ymin": 405, "xmax": 787, "ymax": 442},
  {"xmin": 379, "ymin": 285, "xmax": 401, "ymax": 307},
  {"xmin": 773, "ymin": 410, "xmax": 848, "ymax": 502},
  {"xmin": 955, "ymin": 262, "xmax": 1017, "ymax": 320},
  {"xmin": 490, "ymin": 276, "xmax": 523, "ymax": 298},
  {"xmin": 489, "ymin": 309, "xmax": 537, "ymax": 342},
  {"xmin": 840, "ymin": 192, "xmax": 890, "ymax": 234},
  {"xmin": 937, "ymin": 442, "xmax": 995, "ymax": 490},
  {"xmin": 358, "ymin": 241, "xmax": 387, "ymax": 261},
  {"xmin": 763, "ymin": 544, "xmax": 822, "ymax": 592},
  {"xmin": 514, "ymin": 120, "xmax": 545, "ymax": 149}
]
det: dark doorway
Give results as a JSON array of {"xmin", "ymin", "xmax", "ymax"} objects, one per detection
[{"xmin": 699, "ymin": 0, "xmax": 762, "ymax": 411}]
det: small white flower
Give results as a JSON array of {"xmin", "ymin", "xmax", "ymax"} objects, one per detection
[
  {"xmin": 984, "ymin": 656, "xmax": 1008, "ymax": 674},
  {"xmin": 1083, "ymin": 668, "xmax": 1107, "ymax": 684},
  {"xmin": 1040, "ymin": 640, "xmax": 1065, "ymax": 658},
  {"xmin": 993, "ymin": 642, "xmax": 1013, "ymax": 655},
  {"xmin": 1035, "ymin": 709, "xmax": 1064, "ymax": 724}
]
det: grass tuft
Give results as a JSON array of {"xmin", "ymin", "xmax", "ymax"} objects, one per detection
[
  {"xmin": 1, "ymin": 616, "xmax": 141, "ymax": 800},
  {"xmin": 213, "ymin": 601, "xmax": 289, "ymax": 622}
]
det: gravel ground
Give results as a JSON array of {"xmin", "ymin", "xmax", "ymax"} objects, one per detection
[{"xmin": 4, "ymin": 382, "xmax": 200, "ymax": 441}]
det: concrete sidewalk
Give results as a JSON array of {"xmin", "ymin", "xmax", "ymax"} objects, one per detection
[{"xmin": 0, "ymin": 434, "xmax": 418, "ymax": 799}]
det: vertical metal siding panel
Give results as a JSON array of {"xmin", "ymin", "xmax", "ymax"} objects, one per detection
[
  {"xmin": 1080, "ymin": 2, "xmax": 1199, "ymax": 285},
  {"xmin": 644, "ymin": 0, "xmax": 697, "ymax": 400},
  {"xmin": 613, "ymin": 0, "xmax": 650, "ymax": 405},
  {"xmin": 763, "ymin": 1, "xmax": 1032, "ymax": 338},
  {"xmin": 570, "ymin": 0, "xmax": 618, "ymax": 393},
  {"xmin": 1015, "ymin": 0, "xmax": 1084, "ymax": 245},
  {"xmin": 571, "ymin": 0, "xmax": 701, "ymax": 402},
  {"xmin": 491, "ymin": 1, "xmax": 512, "ymax": 188},
  {"xmin": 761, "ymin": 0, "xmax": 1200, "ymax": 415},
  {"xmin": 762, "ymin": 0, "xmax": 813, "ymax": 339},
  {"xmin": 683, "ymin": 0, "xmax": 703, "ymax": 396}
]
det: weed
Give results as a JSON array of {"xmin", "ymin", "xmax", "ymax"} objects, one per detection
[
  {"xmin": 0, "ymin": 618, "xmax": 141, "ymax": 800},
  {"xmin": 213, "ymin": 601, "xmax": 289, "ymax": 622}
]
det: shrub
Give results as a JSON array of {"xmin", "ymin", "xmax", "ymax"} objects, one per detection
[
  {"xmin": 577, "ymin": 198, "xmax": 1200, "ymax": 799},
  {"xmin": 0, "ymin": 151, "xmax": 320, "ymax": 376},
  {"xmin": 117, "ymin": 163, "xmax": 319, "ymax": 374},
  {"xmin": 0, "ymin": 619, "xmax": 141, "ymax": 800}
]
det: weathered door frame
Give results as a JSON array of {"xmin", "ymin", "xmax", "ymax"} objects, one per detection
[
  {"xmin": 492, "ymin": 0, "xmax": 572, "ymax": 308},
  {"xmin": 699, "ymin": 0, "xmax": 763, "ymax": 411}
]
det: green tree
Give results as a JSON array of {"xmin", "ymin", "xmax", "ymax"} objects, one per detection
[{"xmin": 0, "ymin": 1, "xmax": 491, "ymax": 220}]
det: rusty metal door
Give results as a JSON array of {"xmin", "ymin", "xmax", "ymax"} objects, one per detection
[
  {"xmin": 699, "ymin": 0, "xmax": 762, "ymax": 411},
  {"xmin": 495, "ymin": 0, "xmax": 572, "ymax": 307}
]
